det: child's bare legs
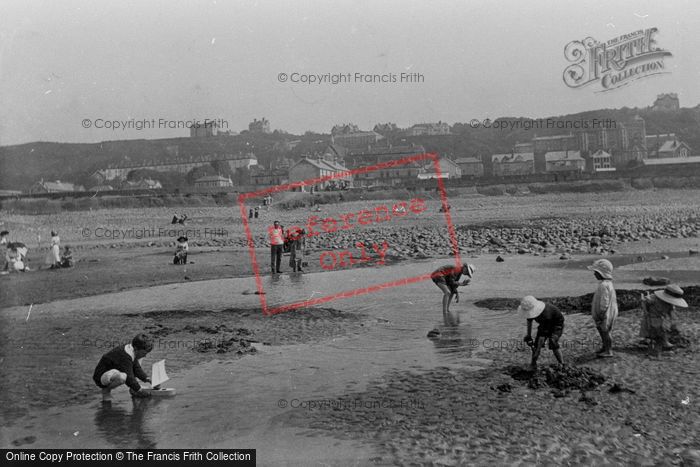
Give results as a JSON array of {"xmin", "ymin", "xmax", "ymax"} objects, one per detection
[
  {"xmin": 436, "ymin": 283, "xmax": 453, "ymax": 315},
  {"xmin": 100, "ymin": 371, "xmax": 127, "ymax": 400},
  {"xmin": 529, "ymin": 336, "xmax": 546, "ymax": 371}
]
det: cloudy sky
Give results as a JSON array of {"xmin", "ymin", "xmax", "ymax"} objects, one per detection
[{"xmin": 1, "ymin": 0, "xmax": 698, "ymax": 145}]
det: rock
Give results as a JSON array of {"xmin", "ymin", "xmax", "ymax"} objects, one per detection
[
  {"xmin": 608, "ymin": 383, "xmax": 636, "ymax": 394},
  {"xmin": 690, "ymin": 249, "xmax": 699, "ymax": 256},
  {"xmin": 679, "ymin": 449, "xmax": 700, "ymax": 466},
  {"xmin": 517, "ymin": 248, "xmax": 527, "ymax": 254},
  {"xmin": 661, "ymin": 255, "xmax": 669, "ymax": 260},
  {"xmin": 559, "ymin": 254, "xmax": 571, "ymax": 260},
  {"xmin": 427, "ymin": 329, "xmax": 441, "ymax": 338},
  {"xmin": 496, "ymin": 255, "xmax": 504, "ymax": 263},
  {"xmin": 494, "ymin": 383, "xmax": 512, "ymax": 393},
  {"xmin": 643, "ymin": 277, "xmax": 670, "ymax": 286}
]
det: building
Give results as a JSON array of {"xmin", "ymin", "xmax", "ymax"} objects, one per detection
[
  {"xmin": 248, "ymin": 118, "xmax": 271, "ymax": 134},
  {"xmin": 491, "ymin": 153, "xmax": 534, "ymax": 176},
  {"xmin": 190, "ymin": 120, "xmax": 220, "ymax": 138},
  {"xmin": 406, "ymin": 122, "xmax": 451, "ymax": 136},
  {"xmin": 646, "ymin": 134, "xmax": 691, "ymax": 159},
  {"xmin": 544, "ymin": 151, "xmax": 585, "ymax": 173},
  {"xmin": 533, "ymin": 134, "xmax": 577, "ymax": 173},
  {"xmin": 422, "ymin": 156, "xmax": 461, "ymax": 179},
  {"xmin": 588, "ymin": 150, "xmax": 614, "ymax": 172},
  {"xmin": 331, "ymin": 131, "xmax": 384, "ymax": 148},
  {"xmin": 321, "ymin": 144, "xmax": 349, "ymax": 165},
  {"xmin": 250, "ymin": 166, "xmax": 288, "ymax": 186},
  {"xmin": 27, "ymin": 180, "xmax": 85, "ymax": 194},
  {"xmin": 454, "ymin": 157, "xmax": 484, "ymax": 178},
  {"xmin": 642, "ymin": 156, "xmax": 700, "ymax": 167},
  {"xmin": 194, "ymin": 175, "xmax": 233, "ymax": 191},
  {"xmin": 88, "ymin": 185, "xmax": 114, "ymax": 192},
  {"xmin": 103, "ymin": 153, "xmax": 258, "ymax": 181},
  {"xmin": 357, "ymin": 162, "xmax": 423, "ymax": 187},
  {"xmin": 345, "ymin": 144, "xmax": 426, "ymax": 168},
  {"xmin": 651, "ymin": 93, "xmax": 680, "ymax": 112},
  {"xmin": 514, "ymin": 142, "xmax": 534, "ymax": 154},
  {"xmin": 123, "ymin": 179, "xmax": 162, "ymax": 190},
  {"xmin": 288, "ymin": 157, "xmax": 351, "ymax": 191}
]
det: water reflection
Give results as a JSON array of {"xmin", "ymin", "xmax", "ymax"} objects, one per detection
[
  {"xmin": 94, "ymin": 398, "xmax": 158, "ymax": 448},
  {"xmin": 427, "ymin": 312, "xmax": 477, "ymax": 360}
]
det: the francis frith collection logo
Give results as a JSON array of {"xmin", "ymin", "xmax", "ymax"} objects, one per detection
[{"xmin": 563, "ymin": 27, "xmax": 672, "ymax": 92}]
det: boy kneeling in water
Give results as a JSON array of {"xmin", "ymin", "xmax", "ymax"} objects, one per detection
[
  {"xmin": 519, "ymin": 296, "xmax": 565, "ymax": 371},
  {"xmin": 93, "ymin": 334, "xmax": 153, "ymax": 400}
]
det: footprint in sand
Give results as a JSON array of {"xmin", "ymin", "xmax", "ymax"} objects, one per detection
[{"xmin": 12, "ymin": 435, "xmax": 37, "ymax": 446}]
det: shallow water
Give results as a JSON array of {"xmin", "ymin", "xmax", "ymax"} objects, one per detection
[{"xmin": 2, "ymin": 248, "xmax": 698, "ymax": 463}]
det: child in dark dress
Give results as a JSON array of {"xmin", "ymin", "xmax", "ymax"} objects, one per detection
[{"xmin": 519, "ymin": 296, "xmax": 565, "ymax": 370}]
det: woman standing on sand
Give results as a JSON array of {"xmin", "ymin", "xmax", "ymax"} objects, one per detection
[
  {"xmin": 431, "ymin": 264, "xmax": 475, "ymax": 324},
  {"xmin": 640, "ymin": 284, "xmax": 687, "ymax": 355},
  {"xmin": 49, "ymin": 230, "xmax": 61, "ymax": 269}
]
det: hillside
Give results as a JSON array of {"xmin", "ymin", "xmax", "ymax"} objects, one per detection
[{"xmin": 1, "ymin": 106, "xmax": 698, "ymax": 190}]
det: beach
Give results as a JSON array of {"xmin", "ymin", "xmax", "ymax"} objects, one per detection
[{"xmin": 1, "ymin": 188, "xmax": 699, "ymax": 465}]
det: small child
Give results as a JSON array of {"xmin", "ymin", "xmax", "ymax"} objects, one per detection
[
  {"xmin": 93, "ymin": 334, "xmax": 153, "ymax": 400},
  {"xmin": 519, "ymin": 296, "xmax": 565, "ymax": 370},
  {"xmin": 431, "ymin": 264, "xmax": 475, "ymax": 322},
  {"xmin": 173, "ymin": 236, "xmax": 188, "ymax": 265},
  {"xmin": 60, "ymin": 246, "xmax": 73, "ymax": 268},
  {"xmin": 640, "ymin": 284, "xmax": 688, "ymax": 356},
  {"xmin": 588, "ymin": 259, "xmax": 618, "ymax": 358}
]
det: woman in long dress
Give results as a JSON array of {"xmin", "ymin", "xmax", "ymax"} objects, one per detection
[{"xmin": 49, "ymin": 230, "xmax": 61, "ymax": 268}]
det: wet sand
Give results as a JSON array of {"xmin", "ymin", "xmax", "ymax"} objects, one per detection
[
  {"xmin": 1, "ymin": 188, "xmax": 699, "ymax": 463},
  {"xmin": 287, "ymin": 294, "xmax": 700, "ymax": 465},
  {"xmin": 2, "ymin": 188, "xmax": 698, "ymax": 309}
]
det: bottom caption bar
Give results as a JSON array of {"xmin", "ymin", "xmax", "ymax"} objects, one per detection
[{"xmin": 3, "ymin": 449, "xmax": 255, "ymax": 466}]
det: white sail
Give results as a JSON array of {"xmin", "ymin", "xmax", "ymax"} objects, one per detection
[{"xmin": 151, "ymin": 360, "xmax": 170, "ymax": 387}]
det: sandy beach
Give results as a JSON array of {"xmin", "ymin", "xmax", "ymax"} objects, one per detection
[{"xmin": 1, "ymin": 188, "xmax": 699, "ymax": 464}]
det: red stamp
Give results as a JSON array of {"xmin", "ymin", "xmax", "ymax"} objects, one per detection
[{"xmin": 237, "ymin": 152, "xmax": 461, "ymax": 315}]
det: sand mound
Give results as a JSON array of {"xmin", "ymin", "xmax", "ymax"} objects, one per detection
[{"xmin": 505, "ymin": 364, "xmax": 606, "ymax": 391}]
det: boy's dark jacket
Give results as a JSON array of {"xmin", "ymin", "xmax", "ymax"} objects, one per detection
[{"xmin": 93, "ymin": 346, "xmax": 149, "ymax": 391}]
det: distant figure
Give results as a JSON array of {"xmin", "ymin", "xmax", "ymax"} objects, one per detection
[
  {"xmin": 171, "ymin": 214, "xmax": 188, "ymax": 225},
  {"xmin": 93, "ymin": 334, "xmax": 153, "ymax": 401},
  {"xmin": 640, "ymin": 284, "xmax": 687, "ymax": 355},
  {"xmin": 49, "ymin": 231, "xmax": 61, "ymax": 269},
  {"xmin": 431, "ymin": 264, "xmax": 475, "ymax": 324},
  {"xmin": 173, "ymin": 236, "xmax": 188, "ymax": 265},
  {"xmin": 254, "ymin": 207, "xmax": 259, "ymax": 219},
  {"xmin": 249, "ymin": 208, "xmax": 254, "ymax": 219},
  {"xmin": 1, "ymin": 230, "xmax": 9, "ymax": 273},
  {"xmin": 520, "ymin": 296, "xmax": 565, "ymax": 371},
  {"xmin": 60, "ymin": 245, "xmax": 74, "ymax": 268},
  {"xmin": 288, "ymin": 228, "xmax": 306, "ymax": 273},
  {"xmin": 6, "ymin": 242, "xmax": 29, "ymax": 272},
  {"xmin": 588, "ymin": 259, "xmax": 618, "ymax": 358},
  {"xmin": 438, "ymin": 203, "xmax": 451, "ymax": 213},
  {"xmin": 269, "ymin": 220, "xmax": 284, "ymax": 274}
]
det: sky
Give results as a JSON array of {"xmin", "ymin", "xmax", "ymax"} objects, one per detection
[{"xmin": 1, "ymin": 0, "xmax": 699, "ymax": 146}]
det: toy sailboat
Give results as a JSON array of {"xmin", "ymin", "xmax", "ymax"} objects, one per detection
[{"xmin": 149, "ymin": 360, "xmax": 176, "ymax": 396}]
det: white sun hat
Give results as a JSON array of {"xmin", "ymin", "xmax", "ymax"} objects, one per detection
[
  {"xmin": 587, "ymin": 259, "xmax": 613, "ymax": 280},
  {"xmin": 518, "ymin": 295, "xmax": 546, "ymax": 319}
]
